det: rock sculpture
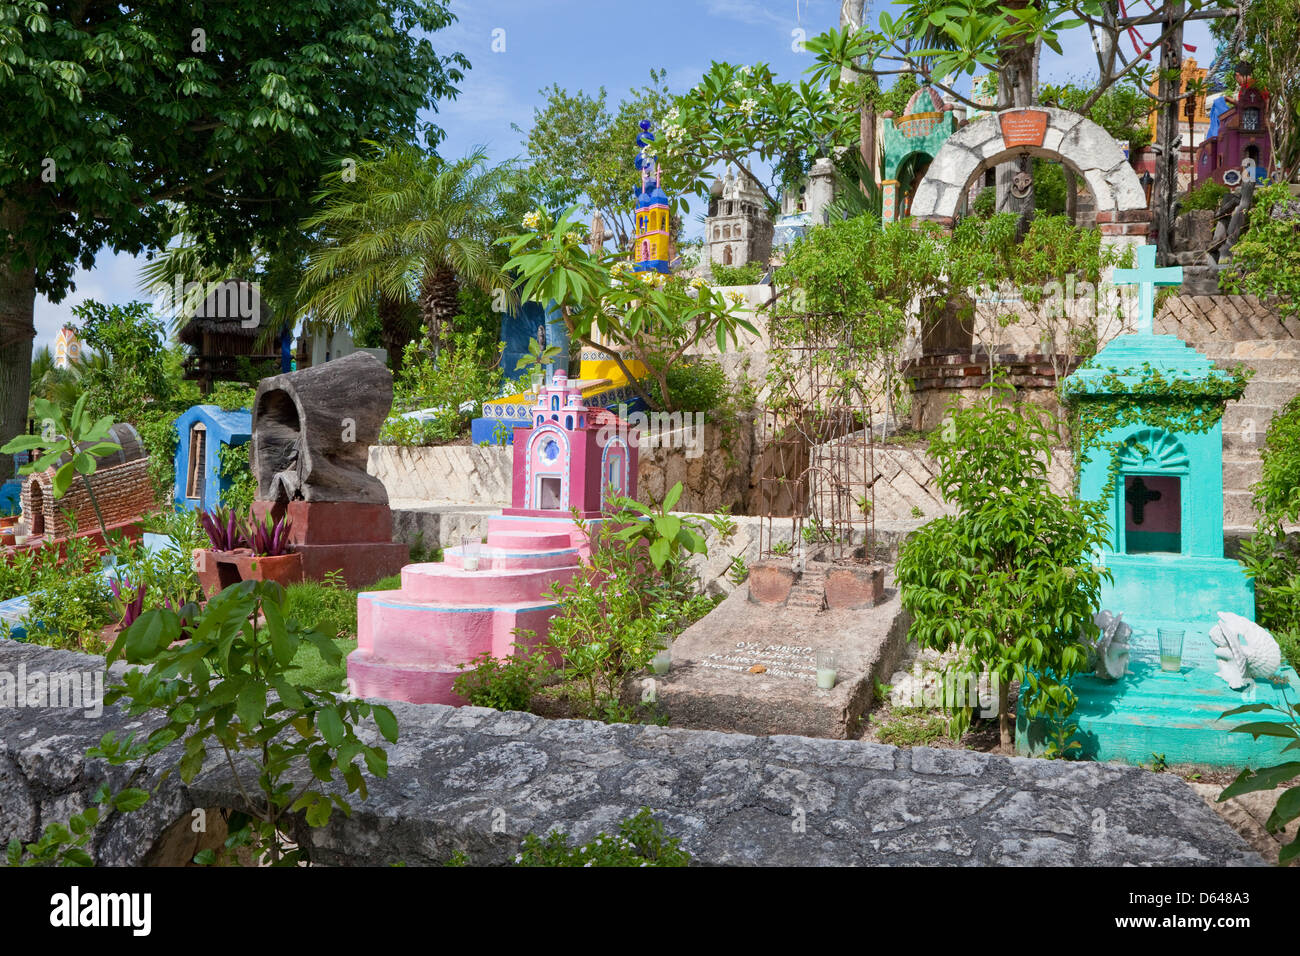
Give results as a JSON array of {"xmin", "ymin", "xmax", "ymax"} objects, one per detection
[
  {"xmin": 1087, "ymin": 610, "xmax": 1132, "ymax": 680},
  {"xmin": 1208, "ymin": 611, "xmax": 1282, "ymax": 690},
  {"xmin": 252, "ymin": 351, "xmax": 392, "ymax": 505}
]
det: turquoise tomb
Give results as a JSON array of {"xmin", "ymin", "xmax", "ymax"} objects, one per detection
[{"xmin": 1017, "ymin": 245, "xmax": 1300, "ymax": 766}]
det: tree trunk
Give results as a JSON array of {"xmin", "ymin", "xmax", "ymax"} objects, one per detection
[
  {"xmin": 1153, "ymin": 1, "xmax": 1184, "ymax": 264},
  {"xmin": 376, "ymin": 294, "xmax": 415, "ymax": 373},
  {"xmin": 998, "ymin": 674, "xmax": 1012, "ymax": 752},
  {"xmin": 1064, "ymin": 166, "xmax": 1079, "ymax": 222},
  {"xmin": 419, "ymin": 263, "xmax": 460, "ymax": 360},
  {"xmin": 996, "ymin": 5, "xmax": 1040, "ymax": 232},
  {"xmin": 0, "ymin": 202, "xmax": 37, "ymax": 481}
]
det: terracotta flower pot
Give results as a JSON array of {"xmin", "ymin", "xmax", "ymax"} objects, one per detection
[
  {"xmin": 236, "ymin": 551, "xmax": 304, "ymax": 589},
  {"xmin": 193, "ymin": 548, "xmax": 250, "ymax": 598}
]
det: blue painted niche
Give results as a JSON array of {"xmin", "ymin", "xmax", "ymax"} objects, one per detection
[{"xmin": 173, "ymin": 405, "xmax": 252, "ymax": 512}]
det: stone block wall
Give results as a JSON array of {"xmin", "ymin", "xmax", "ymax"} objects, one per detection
[{"xmin": 0, "ymin": 639, "xmax": 1263, "ymax": 867}]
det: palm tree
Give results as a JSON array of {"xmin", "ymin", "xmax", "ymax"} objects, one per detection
[
  {"xmin": 28, "ymin": 345, "xmax": 82, "ymax": 417},
  {"xmin": 298, "ymin": 143, "xmax": 516, "ymax": 363}
]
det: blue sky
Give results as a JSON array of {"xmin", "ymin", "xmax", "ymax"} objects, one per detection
[{"xmin": 34, "ymin": 0, "xmax": 1215, "ymax": 352}]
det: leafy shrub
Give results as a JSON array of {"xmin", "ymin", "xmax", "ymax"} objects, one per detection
[
  {"xmin": 896, "ymin": 382, "xmax": 1110, "ymax": 750},
  {"xmin": 1221, "ymin": 183, "xmax": 1300, "ymax": 322},
  {"xmin": 107, "ymin": 579, "xmax": 399, "ymax": 865},
  {"xmin": 653, "ymin": 356, "xmax": 730, "ymax": 413},
  {"xmin": 709, "ymin": 261, "xmax": 764, "ymax": 286},
  {"xmin": 218, "ymin": 442, "xmax": 257, "ymax": 513},
  {"xmin": 452, "ymin": 645, "xmax": 552, "ymax": 711},
  {"xmin": 514, "ymin": 808, "xmax": 690, "ymax": 867},
  {"xmin": 520, "ymin": 485, "xmax": 716, "ymax": 720},
  {"xmin": 1181, "ymin": 179, "xmax": 1228, "ymax": 212},
  {"xmin": 380, "ymin": 328, "xmax": 503, "ymax": 445},
  {"xmin": 972, "ymin": 186, "xmax": 995, "ymax": 218},
  {"xmin": 1239, "ymin": 395, "xmax": 1300, "ymax": 634}
]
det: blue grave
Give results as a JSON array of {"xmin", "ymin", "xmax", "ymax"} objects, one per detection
[{"xmin": 173, "ymin": 405, "xmax": 252, "ymax": 511}]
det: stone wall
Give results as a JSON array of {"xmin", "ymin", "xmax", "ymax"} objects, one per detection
[
  {"xmin": 369, "ymin": 415, "xmax": 759, "ymax": 516},
  {"xmin": 0, "ymin": 639, "xmax": 1263, "ymax": 866}
]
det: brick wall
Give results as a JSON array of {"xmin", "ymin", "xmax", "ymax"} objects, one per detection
[{"xmin": 20, "ymin": 458, "xmax": 156, "ymax": 538}]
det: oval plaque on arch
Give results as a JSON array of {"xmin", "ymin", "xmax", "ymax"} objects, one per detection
[{"xmin": 999, "ymin": 109, "xmax": 1049, "ymax": 148}]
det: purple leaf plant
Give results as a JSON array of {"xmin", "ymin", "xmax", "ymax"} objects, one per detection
[{"xmin": 199, "ymin": 505, "xmax": 248, "ymax": 552}]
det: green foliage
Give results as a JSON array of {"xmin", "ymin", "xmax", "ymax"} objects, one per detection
[
  {"xmin": 523, "ymin": 491, "xmax": 716, "ymax": 720},
  {"xmin": 514, "ymin": 336, "xmax": 561, "ymax": 374},
  {"xmin": 1218, "ymin": 697, "xmax": 1300, "ymax": 864},
  {"xmin": 1032, "ymin": 159, "xmax": 1066, "ymax": 216},
  {"xmin": 2, "ymin": 393, "xmax": 123, "ymax": 537},
  {"xmin": 654, "ymin": 357, "xmax": 730, "ymax": 413},
  {"xmin": 1040, "ymin": 80, "xmax": 1155, "ymax": 150},
  {"xmin": 897, "ymin": 382, "xmax": 1112, "ymax": 747},
  {"xmin": 1220, "ymin": 184, "xmax": 1300, "ymax": 323},
  {"xmin": 23, "ymin": 568, "xmax": 115, "ymax": 653},
  {"xmin": 284, "ymin": 571, "xmax": 359, "ymax": 643},
  {"xmin": 106, "ymin": 579, "xmax": 399, "ymax": 865},
  {"xmin": 218, "ymin": 442, "xmax": 257, "ymax": 514},
  {"xmin": 709, "ymin": 262, "xmax": 764, "ymax": 286},
  {"xmin": 501, "ymin": 208, "xmax": 757, "ymax": 412},
  {"xmin": 517, "ymin": 70, "xmax": 676, "ymax": 240},
  {"xmin": 380, "ymin": 328, "xmax": 504, "ymax": 445},
  {"xmin": 660, "ymin": 60, "xmax": 861, "ymax": 206},
  {"xmin": 299, "ymin": 143, "xmax": 517, "ymax": 357},
  {"xmin": 452, "ymin": 644, "xmax": 552, "ymax": 712},
  {"xmin": 1181, "ymin": 180, "xmax": 1229, "ymax": 213},
  {"xmin": 876, "ymin": 709, "xmax": 949, "ymax": 747},
  {"xmin": 6, "ymin": 782, "xmax": 149, "ymax": 868},
  {"xmin": 1239, "ymin": 396, "xmax": 1300, "ymax": 634},
  {"xmin": 71, "ymin": 301, "xmax": 172, "ymax": 422},
  {"xmin": 972, "ymin": 186, "xmax": 995, "ymax": 218},
  {"xmin": 514, "ymin": 808, "xmax": 690, "ymax": 867}
]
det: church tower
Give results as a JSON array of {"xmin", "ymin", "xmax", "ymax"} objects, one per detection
[{"xmin": 632, "ymin": 119, "xmax": 671, "ymax": 273}]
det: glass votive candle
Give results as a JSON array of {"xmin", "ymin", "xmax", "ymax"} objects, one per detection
[
  {"xmin": 461, "ymin": 534, "xmax": 481, "ymax": 572},
  {"xmin": 815, "ymin": 649, "xmax": 837, "ymax": 690},
  {"xmin": 1157, "ymin": 627, "xmax": 1184, "ymax": 672},
  {"xmin": 651, "ymin": 643, "xmax": 671, "ymax": 675}
]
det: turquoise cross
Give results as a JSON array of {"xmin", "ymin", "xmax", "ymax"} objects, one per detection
[{"xmin": 1112, "ymin": 244, "xmax": 1182, "ymax": 335}]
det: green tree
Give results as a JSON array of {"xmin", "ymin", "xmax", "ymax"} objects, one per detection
[
  {"xmin": 515, "ymin": 71, "xmax": 675, "ymax": 250},
  {"xmin": 895, "ymin": 383, "xmax": 1111, "ymax": 750},
  {"xmin": 299, "ymin": 143, "xmax": 515, "ymax": 361},
  {"xmin": 0, "ymin": 0, "xmax": 470, "ymax": 478},
  {"xmin": 660, "ymin": 61, "xmax": 861, "ymax": 209}
]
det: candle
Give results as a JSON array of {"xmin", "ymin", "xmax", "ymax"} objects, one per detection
[
  {"xmin": 651, "ymin": 646, "xmax": 671, "ymax": 675},
  {"xmin": 460, "ymin": 534, "xmax": 481, "ymax": 572},
  {"xmin": 815, "ymin": 649, "xmax": 837, "ymax": 690}
]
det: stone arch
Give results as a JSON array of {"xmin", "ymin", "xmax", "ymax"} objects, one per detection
[{"xmin": 910, "ymin": 107, "xmax": 1148, "ymax": 244}]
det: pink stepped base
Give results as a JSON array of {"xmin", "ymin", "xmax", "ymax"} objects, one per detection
[{"xmin": 347, "ymin": 516, "xmax": 599, "ymax": 705}]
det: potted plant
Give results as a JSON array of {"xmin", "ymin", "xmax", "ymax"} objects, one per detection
[
  {"xmin": 236, "ymin": 511, "xmax": 303, "ymax": 588},
  {"xmin": 195, "ymin": 505, "xmax": 250, "ymax": 597}
]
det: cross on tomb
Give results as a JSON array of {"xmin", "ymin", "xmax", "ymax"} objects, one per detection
[
  {"xmin": 1111, "ymin": 243, "xmax": 1183, "ymax": 335},
  {"xmin": 1125, "ymin": 476, "xmax": 1162, "ymax": 525}
]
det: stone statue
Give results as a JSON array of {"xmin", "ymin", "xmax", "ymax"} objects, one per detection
[
  {"xmin": 589, "ymin": 210, "xmax": 606, "ymax": 256},
  {"xmin": 1208, "ymin": 611, "xmax": 1282, "ymax": 690},
  {"xmin": 1087, "ymin": 610, "xmax": 1131, "ymax": 680}
]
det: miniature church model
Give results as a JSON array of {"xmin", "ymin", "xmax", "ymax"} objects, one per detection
[
  {"xmin": 504, "ymin": 371, "xmax": 637, "ymax": 519},
  {"xmin": 633, "ymin": 119, "xmax": 671, "ymax": 274}
]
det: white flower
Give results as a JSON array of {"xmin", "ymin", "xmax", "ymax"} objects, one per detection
[
  {"xmin": 739, "ymin": 65, "xmax": 752, "ymax": 75},
  {"xmin": 522, "ymin": 211, "xmax": 542, "ymax": 230},
  {"xmin": 563, "ymin": 231, "xmax": 580, "ymax": 246},
  {"xmin": 666, "ymin": 106, "xmax": 680, "ymax": 122},
  {"xmin": 727, "ymin": 290, "xmax": 744, "ymax": 305},
  {"xmin": 739, "ymin": 98, "xmax": 757, "ymax": 118}
]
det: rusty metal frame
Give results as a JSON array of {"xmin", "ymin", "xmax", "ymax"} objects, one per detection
[{"xmin": 757, "ymin": 310, "xmax": 880, "ymax": 563}]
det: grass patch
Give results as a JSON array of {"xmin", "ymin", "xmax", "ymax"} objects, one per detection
[
  {"xmin": 875, "ymin": 707, "xmax": 949, "ymax": 747},
  {"xmin": 288, "ymin": 636, "xmax": 357, "ymax": 694}
]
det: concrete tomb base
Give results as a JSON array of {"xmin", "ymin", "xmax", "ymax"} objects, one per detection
[
  {"xmin": 348, "ymin": 514, "xmax": 592, "ymax": 706},
  {"xmin": 648, "ymin": 560, "xmax": 908, "ymax": 739}
]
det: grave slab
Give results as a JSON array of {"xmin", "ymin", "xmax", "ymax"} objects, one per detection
[{"xmin": 650, "ymin": 581, "xmax": 909, "ymax": 739}]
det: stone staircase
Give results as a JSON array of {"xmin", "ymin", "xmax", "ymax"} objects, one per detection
[{"xmin": 1155, "ymin": 295, "xmax": 1300, "ymax": 537}]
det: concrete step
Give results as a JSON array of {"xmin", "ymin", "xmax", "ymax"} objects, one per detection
[
  {"xmin": 1196, "ymin": 340, "xmax": 1300, "ymax": 362},
  {"xmin": 1241, "ymin": 380, "xmax": 1300, "ymax": 407},
  {"xmin": 1222, "ymin": 403, "xmax": 1279, "ymax": 432}
]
